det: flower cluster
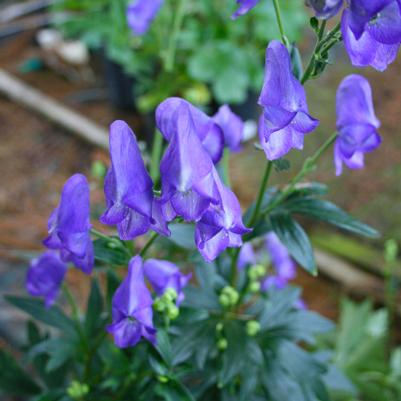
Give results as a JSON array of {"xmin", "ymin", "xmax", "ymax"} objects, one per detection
[
  {"xmin": 24, "ymin": 0, "xmax": 397, "ymax": 355},
  {"xmin": 236, "ymin": 0, "xmax": 401, "ymax": 72}
]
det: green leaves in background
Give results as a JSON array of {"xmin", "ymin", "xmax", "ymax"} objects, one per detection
[
  {"xmin": 5, "ymin": 296, "xmax": 76, "ymax": 336},
  {"xmin": 0, "ymin": 349, "xmax": 41, "ymax": 396}
]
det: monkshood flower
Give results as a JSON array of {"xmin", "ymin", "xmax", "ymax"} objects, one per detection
[
  {"xmin": 258, "ymin": 40, "xmax": 319, "ymax": 160},
  {"xmin": 342, "ymin": 1, "xmax": 401, "ymax": 71},
  {"xmin": 26, "ymin": 252, "xmax": 67, "ymax": 307},
  {"xmin": 231, "ymin": 0, "xmax": 260, "ymax": 19},
  {"xmin": 238, "ymin": 242, "xmax": 256, "ymax": 269},
  {"xmin": 307, "ymin": 0, "xmax": 343, "ymax": 19},
  {"xmin": 195, "ymin": 170, "xmax": 251, "ymax": 262},
  {"xmin": 156, "ymin": 97, "xmax": 224, "ymax": 164},
  {"xmin": 43, "ymin": 174, "xmax": 94, "ymax": 274},
  {"xmin": 143, "ymin": 259, "xmax": 191, "ymax": 305},
  {"xmin": 334, "ymin": 74, "xmax": 381, "ymax": 175},
  {"xmin": 212, "ymin": 105, "xmax": 244, "ymax": 152},
  {"xmin": 262, "ymin": 232, "xmax": 296, "ymax": 290},
  {"xmin": 127, "ymin": 0, "xmax": 164, "ymax": 36},
  {"xmin": 100, "ymin": 121, "xmax": 168, "ymax": 239},
  {"xmin": 159, "ymin": 102, "xmax": 220, "ymax": 222},
  {"xmin": 107, "ymin": 256, "xmax": 156, "ymax": 348}
]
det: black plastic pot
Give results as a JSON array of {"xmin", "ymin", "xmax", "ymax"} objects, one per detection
[{"xmin": 102, "ymin": 53, "xmax": 136, "ymax": 111}]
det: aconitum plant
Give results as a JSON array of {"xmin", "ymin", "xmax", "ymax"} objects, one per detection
[{"xmin": 5, "ymin": 1, "xmax": 399, "ymax": 401}]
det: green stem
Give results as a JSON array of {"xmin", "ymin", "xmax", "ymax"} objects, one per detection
[
  {"xmin": 301, "ymin": 22, "xmax": 341, "ymax": 85},
  {"xmin": 90, "ymin": 228, "xmax": 111, "ymax": 242},
  {"xmin": 221, "ymin": 149, "xmax": 231, "ymax": 187},
  {"xmin": 272, "ymin": 0, "xmax": 288, "ymax": 46},
  {"xmin": 230, "ymin": 161, "xmax": 273, "ymax": 285},
  {"xmin": 150, "ymin": 130, "xmax": 164, "ymax": 183},
  {"xmin": 165, "ymin": 0, "xmax": 186, "ymax": 72},
  {"xmin": 262, "ymin": 132, "xmax": 338, "ymax": 216},
  {"xmin": 62, "ymin": 283, "xmax": 80, "ymax": 322},
  {"xmin": 62, "ymin": 284, "xmax": 88, "ymax": 352},
  {"xmin": 139, "ymin": 232, "xmax": 159, "ymax": 258}
]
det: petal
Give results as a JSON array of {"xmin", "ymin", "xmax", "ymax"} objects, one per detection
[
  {"xmin": 238, "ymin": 242, "xmax": 256, "ymax": 270},
  {"xmin": 156, "ymin": 97, "xmax": 224, "ymax": 163},
  {"xmin": 107, "ymin": 120, "xmax": 153, "ymax": 219},
  {"xmin": 26, "ymin": 252, "xmax": 67, "ymax": 307},
  {"xmin": 117, "ymin": 210, "xmax": 151, "ymax": 240},
  {"xmin": 107, "ymin": 318, "xmax": 142, "ymax": 348},
  {"xmin": 367, "ymin": 2, "xmax": 401, "ymax": 45},
  {"xmin": 111, "ymin": 256, "xmax": 153, "ymax": 318},
  {"xmin": 195, "ymin": 226, "xmax": 230, "ymax": 262},
  {"xmin": 231, "ymin": 0, "xmax": 260, "ymax": 19},
  {"xmin": 127, "ymin": 0, "xmax": 164, "ymax": 36},
  {"xmin": 307, "ymin": 0, "xmax": 343, "ymax": 19},
  {"xmin": 336, "ymin": 74, "xmax": 380, "ymax": 129},
  {"xmin": 259, "ymin": 115, "xmax": 304, "ymax": 160},
  {"xmin": 170, "ymin": 189, "xmax": 212, "ymax": 222},
  {"xmin": 342, "ymin": 10, "xmax": 400, "ymax": 71},
  {"xmin": 212, "ymin": 105, "xmax": 244, "ymax": 151},
  {"xmin": 258, "ymin": 41, "xmax": 309, "ymax": 114}
]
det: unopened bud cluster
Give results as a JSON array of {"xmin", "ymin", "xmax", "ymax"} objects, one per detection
[
  {"xmin": 247, "ymin": 264, "xmax": 266, "ymax": 293},
  {"xmin": 154, "ymin": 288, "xmax": 179, "ymax": 320},
  {"xmin": 219, "ymin": 286, "xmax": 239, "ymax": 307}
]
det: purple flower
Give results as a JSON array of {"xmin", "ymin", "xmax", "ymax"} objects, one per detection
[
  {"xmin": 26, "ymin": 252, "xmax": 67, "ymax": 307},
  {"xmin": 143, "ymin": 259, "xmax": 191, "ymax": 305},
  {"xmin": 156, "ymin": 98, "xmax": 224, "ymax": 164},
  {"xmin": 195, "ymin": 170, "xmax": 251, "ymax": 262},
  {"xmin": 342, "ymin": 1, "xmax": 401, "ymax": 71},
  {"xmin": 334, "ymin": 74, "xmax": 381, "ymax": 175},
  {"xmin": 262, "ymin": 232, "xmax": 296, "ymax": 290},
  {"xmin": 43, "ymin": 174, "xmax": 94, "ymax": 274},
  {"xmin": 258, "ymin": 40, "xmax": 319, "ymax": 160},
  {"xmin": 127, "ymin": 0, "xmax": 164, "ymax": 36},
  {"xmin": 212, "ymin": 105, "xmax": 244, "ymax": 152},
  {"xmin": 238, "ymin": 242, "xmax": 256, "ymax": 269},
  {"xmin": 100, "ymin": 121, "xmax": 168, "ymax": 239},
  {"xmin": 107, "ymin": 256, "xmax": 156, "ymax": 348},
  {"xmin": 231, "ymin": 0, "xmax": 260, "ymax": 19},
  {"xmin": 159, "ymin": 102, "xmax": 220, "ymax": 222},
  {"xmin": 307, "ymin": 0, "xmax": 343, "ymax": 19}
]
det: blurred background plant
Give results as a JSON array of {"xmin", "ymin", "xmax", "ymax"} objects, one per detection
[{"xmin": 50, "ymin": 0, "xmax": 307, "ymax": 112}]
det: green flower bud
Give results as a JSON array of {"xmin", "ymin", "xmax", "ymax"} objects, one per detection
[
  {"xmin": 248, "ymin": 264, "xmax": 266, "ymax": 280},
  {"xmin": 157, "ymin": 375, "xmax": 169, "ymax": 383},
  {"xmin": 166, "ymin": 304, "xmax": 179, "ymax": 320},
  {"xmin": 385, "ymin": 239, "xmax": 398, "ymax": 263},
  {"xmin": 153, "ymin": 297, "xmax": 166, "ymax": 312},
  {"xmin": 249, "ymin": 281, "xmax": 261, "ymax": 293},
  {"xmin": 67, "ymin": 381, "xmax": 89, "ymax": 399},
  {"xmin": 216, "ymin": 322, "xmax": 224, "ymax": 332},
  {"xmin": 220, "ymin": 286, "xmax": 239, "ymax": 306},
  {"xmin": 219, "ymin": 293, "xmax": 231, "ymax": 307},
  {"xmin": 164, "ymin": 288, "xmax": 178, "ymax": 302},
  {"xmin": 91, "ymin": 160, "xmax": 106, "ymax": 179},
  {"xmin": 246, "ymin": 320, "xmax": 261, "ymax": 337},
  {"xmin": 217, "ymin": 338, "xmax": 228, "ymax": 351}
]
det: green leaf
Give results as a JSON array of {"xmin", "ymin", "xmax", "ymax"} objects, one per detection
[
  {"xmin": 168, "ymin": 224, "xmax": 196, "ymax": 250},
  {"xmin": 0, "ymin": 349, "xmax": 41, "ymax": 395},
  {"xmin": 84, "ymin": 279, "xmax": 104, "ymax": 336},
  {"xmin": 272, "ymin": 158, "xmax": 291, "ymax": 172},
  {"xmin": 290, "ymin": 44, "xmax": 303, "ymax": 81},
  {"xmin": 93, "ymin": 238, "xmax": 130, "ymax": 266},
  {"xmin": 5, "ymin": 296, "xmax": 76, "ymax": 336},
  {"xmin": 270, "ymin": 213, "xmax": 316, "ymax": 274},
  {"xmin": 282, "ymin": 197, "xmax": 380, "ymax": 238},
  {"xmin": 156, "ymin": 329, "xmax": 173, "ymax": 367}
]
